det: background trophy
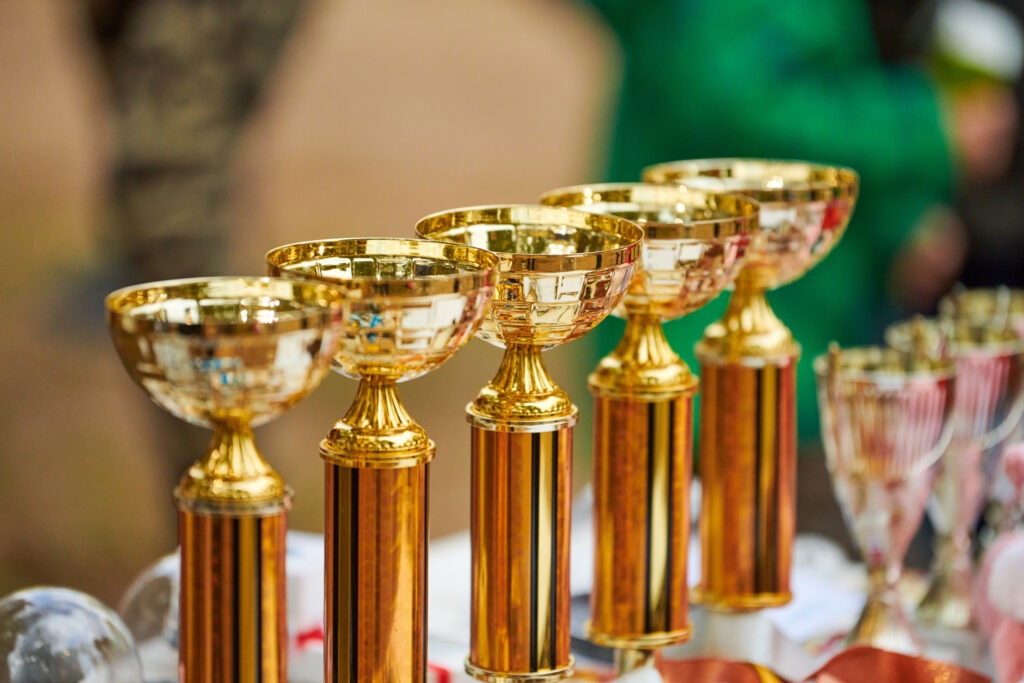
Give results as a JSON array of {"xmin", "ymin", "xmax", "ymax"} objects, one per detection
[
  {"xmin": 266, "ymin": 238, "xmax": 497, "ymax": 683},
  {"xmin": 941, "ymin": 287, "xmax": 1024, "ymax": 532},
  {"xmin": 416, "ymin": 206, "xmax": 642, "ymax": 682},
  {"xmin": 643, "ymin": 160, "xmax": 858, "ymax": 611},
  {"xmin": 107, "ymin": 276, "xmax": 345, "ymax": 682},
  {"xmin": 816, "ymin": 344, "xmax": 955, "ymax": 654},
  {"xmin": 538, "ymin": 183, "xmax": 759, "ymax": 673},
  {"xmin": 886, "ymin": 316, "xmax": 1024, "ymax": 629}
]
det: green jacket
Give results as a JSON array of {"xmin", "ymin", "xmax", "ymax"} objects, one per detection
[{"xmin": 583, "ymin": 0, "xmax": 956, "ymax": 442}]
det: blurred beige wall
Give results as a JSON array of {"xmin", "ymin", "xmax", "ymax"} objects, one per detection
[{"xmin": 0, "ymin": 0, "xmax": 617, "ymax": 603}]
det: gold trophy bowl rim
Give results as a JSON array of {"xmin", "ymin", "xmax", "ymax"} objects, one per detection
[
  {"xmin": 885, "ymin": 316, "xmax": 1024, "ymax": 359},
  {"xmin": 813, "ymin": 345, "xmax": 956, "ymax": 384},
  {"xmin": 414, "ymin": 204, "xmax": 643, "ymax": 272},
  {"xmin": 537, "ymin": 181, "xmax": 760, "ymax": 240},
  {"xmin": 939, "ymin": 286, "xmax": 1024, "ymax": 324},
  {"xmin": 105, "ymin": 275, "xmax": 347, "ymax": 335},
  {"xmin": 265, "ymin": 236, "xmax": 499, "ymax": 295},
  {"xmin": 642, "ymin": 157, "xmax": 859, "ymax": 203}
]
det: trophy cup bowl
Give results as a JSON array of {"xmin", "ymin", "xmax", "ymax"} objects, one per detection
[
  {"xmin": 538, "ymin": 183, "xmax": 759, "ymax": 672},
  {"xmin": 816, "ymin": 345, "xmax": 956, "ymax": 655},
  {"xmin": 266, "ymin": 237, "xmax": 497, "ymax": 682},
  {"xmin": 942, "ymin": 286, "xmax": 1024, "ymax": 531},
  {"xmin": 642, "ymin": 159, "xmax": 858, "ymax": 614},
  {"xmin": 416, "ymin": 205, "xmax": 642, "ymax": 682},
  {"xmin": 940, "ymin": 286, "xmax": 1024, "ymax": 337},
  {"xmin": 886, "ymin": 316, "xmax": 1024, "ymax": 629},
  {"xmin": 106, "ymin": 276, "xmax": 346, "ymax": 682},
  {"xmin": 644, "ymin": 159, "xmax": 858, "ymax": 296}
]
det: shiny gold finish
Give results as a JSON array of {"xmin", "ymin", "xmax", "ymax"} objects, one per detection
[
  {"xmin": 645, "ymin": 159, "xmax": 858, "ymax": 610},
  {"xmin": 469, "ymin": 426, "xmax": 572, "ymax": 682},
  {"xmin": 325, "ymin": 462, "xmax": 427, "ymax": 682},
  {"xmin": 816, "ymin": 346, "xmax": 956, "ymax": 654},
  {"xmin": 107, "ymin": 276, "xmax": 346, "ymax": 682},
  {"xmin": 417, "ymin": 205, "xmax": 642, "ymax": 682},
  {"xmin": 538, "ymin": 184, "xmax": 757, "ymax": 661},
  {"xmin": 266, "ymin": 238, "xmax": 497, "ymax": 683},
  {"xmin": 179, "ymin": 510, "xmax": 288, "ymax": 682},
  {"xmin": 887, "ymin": 316, "xmax": 1024, "ymax": 629},
  {"xmin": 695, "ymin": 359, "xmax": 796, "ymax": 609}
]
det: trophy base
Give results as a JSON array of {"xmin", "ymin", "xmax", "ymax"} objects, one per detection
[
  {"xmin": 464, "ymin": 658, "xmax": 574, "ymax": 683},
  {"xmin": 691, "ymin": 586, "xmax": 792, "ymax": 612},
  {"xmin": 915, "ymin": 570, "xmax": 973, "ymax": 630},
  {"xmin": 586, "ymin": 623, "xmax": 693, "ymax": 649}
]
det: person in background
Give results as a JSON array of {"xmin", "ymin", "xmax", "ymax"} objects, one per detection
[{"xmin": 580, "ymin": 0, "xmax": 1018, "ymax": 444}]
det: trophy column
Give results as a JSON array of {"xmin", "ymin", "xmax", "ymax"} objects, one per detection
[
  {"xmin": 466, "ymin": 344, "xmax": 574, "ymax": 682},
  {"xmin": 695, "ymin": 275, "xmax": 798, "ymax": 609},
  {"xmin": 176, "ymin": 427, "xmax": 290, "ymax": 683},
  {"xmin": 322, "ymin": 379, "xmax": 433, "ymax": 683},
  {"xmin": 589, "ymin": 313, "xmax": 695, "ymax": 660}
]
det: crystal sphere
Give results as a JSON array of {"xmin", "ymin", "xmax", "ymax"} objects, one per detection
[{"xmin": 0, "ymin": 586, "xmax": 142, "ymax": 682}]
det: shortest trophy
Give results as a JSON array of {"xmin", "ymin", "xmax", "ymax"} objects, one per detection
[
  {"xmin": 816, "ymin": 344, "xmax": 955, "ymax": 655},
  {"xmin": 107, "ymin": 276, "xmax": 345, "ymax": 682}
]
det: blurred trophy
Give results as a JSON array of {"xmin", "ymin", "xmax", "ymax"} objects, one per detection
[
  {"xmin": 816, "ymin": 345, "xmax": 956, "ymax": 654},
  {"xmin": 538, "ymin": 183, "xmax": 759, "ymax": 673},
  {"xmin": 643, "ymin": 160, "xmax": 858, "ymax": 610},
  {"xmin": 416, "ymin": 206, "xmax": 642, "ymax": 682},
  {"xmin": 266, "ymin": 238, "xmax": 497, "ymax": 682},
  {"xmin": 106, "ymin": 276, "xmax": 345, "ymax": 682},
  {"xmin": 886, "ymin": 315, "xmax": 1024, "ymax": 629},
  {"xmin": 941, "ymin": 287, "xmax": 1024, "ymax": 532}
]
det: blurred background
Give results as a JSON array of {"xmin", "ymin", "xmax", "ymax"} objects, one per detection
[{"xmin": 2, "ymin": 0, "xmax": 1023, "ymax": 606}]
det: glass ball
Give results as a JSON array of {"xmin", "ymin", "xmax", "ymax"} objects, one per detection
[{"xmin": 0, "ymin": 586, "xmax": 142, "ymax": 682}]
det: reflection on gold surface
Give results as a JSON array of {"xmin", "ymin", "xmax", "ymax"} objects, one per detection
[
  {"xmin": 107, "ymin": 276, "xmax": 346, "ymax": 681},
  {"xmin": 267, "ymin": 237, "xmax": 497, "ymax": 683},
  {"xmin": 645, "ymin": 159, "xmax": 858, "ymax": 612},
  {"xmin": 419, "ymin": 205, "xmax": 641, "ymax": 682}
]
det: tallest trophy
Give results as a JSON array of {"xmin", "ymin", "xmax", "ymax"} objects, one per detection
[{"xmin": 644, "ymin": 160, "xmax": 858, "ymax": 612}]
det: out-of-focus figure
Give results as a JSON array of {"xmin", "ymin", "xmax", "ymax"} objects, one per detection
[{"xmin": 581, "ymin": 0, "xmax": 1019, "ymax": 441}]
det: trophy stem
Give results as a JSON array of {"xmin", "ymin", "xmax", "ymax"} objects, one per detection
[
  {"xmin": 917, "ymin": 533, "xmax": 974, "ymax": 629},
  {"xmin": 614, "ymin": 648, "xmax": 657, "ymax": 675},
  {"xmin": 323, "ymin": 377, "xmax": 433, "ymax": 683},
  {"xmin": 589, "ymin": 313, "xmax": 695, "ymax": 655},
  {"xmin": 695, "ymin": 276, "xmax": 798, "ymax": 610},
  {"xmin": 467, "ymin": 344, "xmax": 575, "ymax": 682},
  {"xmin": 848, "ymin": 566, "xmax": 923, "ymax": 656},
  {"xmin": 177, "ymin": 423, "xmax": 291, "ymax": 683}
]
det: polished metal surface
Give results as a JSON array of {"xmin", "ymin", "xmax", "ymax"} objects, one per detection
[
  {"xmin": 816, "ymin": 346, "xmax": 955, "ymax": 654},
  {"xmin": 539, "ymin": 183, "xmax": 759, "ymax": 667},
  {"xmin": 267, "ymin": 238, "xmax": 497, "ymax": 683},
  {"xmin": 419, "ymin": 205, "xmax": 641, "ymax": 682},
  {"xmin": 644, "ymin": 159, "xmax": 858, "ymax": 614},
  {"xmin": 887, "ymin": 316, "xmax": 1024, "ymax": 628},
  {"xmin": 107, "ymin": 276, "xmax": 346, "ymax": 683}
]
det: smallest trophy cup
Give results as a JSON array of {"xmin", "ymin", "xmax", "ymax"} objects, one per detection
[
  {"xmin": 107, "ymin": 276, "xmax": 345, "ymax": 682},
  {"xmin": 816, "ymin": 344, "xmax": 956, "ymax": 655},
  {"xmin": 886, "ymin": 316, "xmax": 1024, "ymax": 629}
]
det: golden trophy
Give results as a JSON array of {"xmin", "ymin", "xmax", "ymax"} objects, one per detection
[
  {"xmin": 537, "ymin": 183, "xmax": 759, "ymax": 673},
  {"xmin": 886, "ymin": 316, "xmax": 1024, "ymax": 629},
  {"xmin": 106, "ymin": 276, "xmax": 346, "ymax": 682},
  {"xmin": 643, "ymin": 159, "xmax": 858, "ymax": 610},
  {"xmin": 265, "ymin": 238, "xmax": 497, "ymax": 682},
  {"xmin": 416, "ymin": 206, "xmax": 642, "ymax": 682},
  {"xmin": 816, "ymin": 344, "xmax": 956, "ymax": 654}
]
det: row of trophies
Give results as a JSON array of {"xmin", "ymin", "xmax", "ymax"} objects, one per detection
[{"xmin": 104, "ymin": 158, "xmax": 1024, "ymax": 682}]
